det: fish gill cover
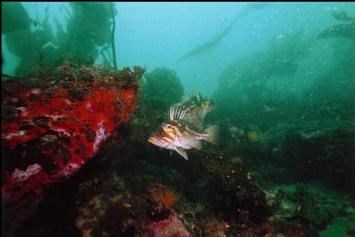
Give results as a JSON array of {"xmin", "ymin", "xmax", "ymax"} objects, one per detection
[{"xmin": 1, "ymin": 2, "xmax": 355, "ymax": 237}]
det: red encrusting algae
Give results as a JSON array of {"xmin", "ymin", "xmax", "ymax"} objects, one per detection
[{"xmin": 1, "ymin": 66, "xmax": 143, "ymax": 225}]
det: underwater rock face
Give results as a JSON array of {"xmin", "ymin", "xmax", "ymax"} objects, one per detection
[
  {"xmin": 1, "ymin": 65, "xmax": 143, "ymax": 230},
  {"xmin": 146, "ymin": 212, "xmax": 191, "ymax": 237},
  {"xmin": 265, "ymin": 183, "xmax": 354, "ymax": 237},
  {"xmin": 140, "ymin": 67, "xmax": 184, "ymax": 112}
]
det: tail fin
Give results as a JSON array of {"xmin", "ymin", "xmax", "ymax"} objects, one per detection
[{"xmin": 204, "ymin": 125, "xmax": 219, "ymax": 144}]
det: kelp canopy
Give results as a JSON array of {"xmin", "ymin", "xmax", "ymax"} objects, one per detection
[
  {"xmin": 2, "ymin": 2, "xmax": 117, "ymax": 75},
  {"xmin": 2, "ymin": 2, "xmax": 32, "ymax": 33}
]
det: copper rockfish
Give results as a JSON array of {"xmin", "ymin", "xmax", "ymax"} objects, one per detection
[{"xmin": 148, "ymin": 92, "xmax": 218, "ymax": 160}]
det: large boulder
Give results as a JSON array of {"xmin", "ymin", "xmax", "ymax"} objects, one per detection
[{"xmin": 1, "ymin": 65, "xmax": 144, "ymax": 235}]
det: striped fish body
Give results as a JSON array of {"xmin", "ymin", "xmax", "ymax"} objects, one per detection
[
  {"xmin": 148, "ymin": 122, "xmax": 205, "ymax": 160},
  {"xmin": 148, "ymin": 104, "xmax": 218, "ymax": 160}
]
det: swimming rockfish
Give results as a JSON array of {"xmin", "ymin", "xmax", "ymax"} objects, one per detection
[
  {"xmin": 148, "ymin": 104, "xmax": 219, "ymax": 160},
  {"xmin": 175, "ymin": 91, "xmax": 214, "ymax": 129}
]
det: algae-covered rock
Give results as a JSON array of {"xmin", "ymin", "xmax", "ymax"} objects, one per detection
[
  {"xmin": 140, "ymin": 67, "xmax": 184, "ymax": 112},
  {"xmin": 278, "ymin": 128, "xmax": 355, "ymax": 193},
  {"xmin": 1, "ymin": 65, "xmax": 144, "ymax": 237},
  {"xmin": 265, "ymin": 183, "xmax": 355, "ymax": 237},
  {"xmin": 201, "ymin": 157, "xmax": 271, "ymax": 224}
]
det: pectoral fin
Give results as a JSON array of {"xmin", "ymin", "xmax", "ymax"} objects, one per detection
[
  {"xmin": 175, "ymin": 147, "xmax": 189, "ymax": 160},
  {"xmin": 190, "ymin": 140, "xmax": 202, "ymax": 150}
]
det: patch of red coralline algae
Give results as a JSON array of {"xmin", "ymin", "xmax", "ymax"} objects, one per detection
[
  {"xmin": 1, "ymin": 66, "xmax": 143, "ymax": 223},
  {"xmin": 147, "ymin": 213, "xmax": 191, "ymax": 237}
]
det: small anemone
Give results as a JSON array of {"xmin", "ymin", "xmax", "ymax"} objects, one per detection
[{"xmin": 150, "ymin": 184, "xmax": 179, "ymax": 209}]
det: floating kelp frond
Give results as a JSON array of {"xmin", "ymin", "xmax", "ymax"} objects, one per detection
[{"xmin": 178, "ymin": 2, "xmax": 271, "ymax": 62}]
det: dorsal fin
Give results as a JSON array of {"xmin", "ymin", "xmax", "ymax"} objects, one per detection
[
  {"xmin": 169, "ymin": 105, "xmax": 187, "ymax": 122},
  {"xmin": 169, "ymin": 105, "xmax": 197, "ymax": 125},
  {"xmin": 180, "ymin": 91, "xmax": 201, "ymax": 104}
]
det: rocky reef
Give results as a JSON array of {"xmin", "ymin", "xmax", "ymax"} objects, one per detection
[
  {"xmin": 212, "ymin": 119, "xmax": 355, "ymax": 236},
  {"xmin": 2, "ymin": 64, "xmax": 354, "ymax": 237},
  {"xmin": 2, "ymin": 4, "xmax": 354, "ymax": 237},
  {"xmin": 37, "ymin": 125, "xmax": 274, "ymax": 237},
  {"xmin": 1, "ymin": 67, "xmax": 280, "ymax": 237}
]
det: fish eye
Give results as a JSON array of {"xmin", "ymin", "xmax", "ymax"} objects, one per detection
[{"xmin": 162, "ymin": 123, "xmax": 172, "ymax": 129}]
